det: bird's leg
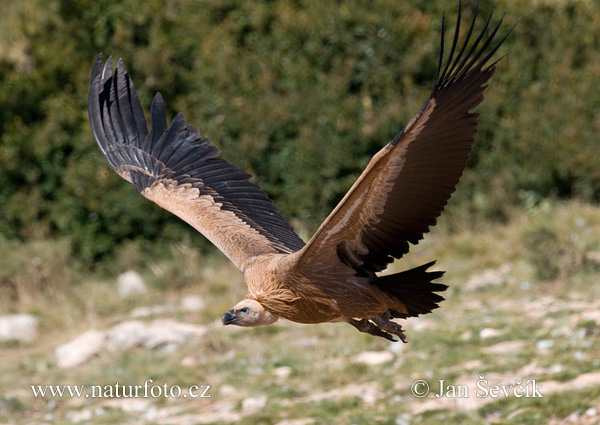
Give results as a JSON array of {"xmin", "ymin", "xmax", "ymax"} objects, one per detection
[
  {"xmin": 346, "ymin": 318, "xmax": 396, "ymax": 342},
  {"xmin": 371, "ymin": 311, "xmax": 408, "ymax": 343}
]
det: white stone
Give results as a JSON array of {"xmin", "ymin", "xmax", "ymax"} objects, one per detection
[
  {"xmin": 585, "ymin": 251, "xmax": 600, "ymax": 264},
  {"xmin": 117, "ymin": 270, "xmax": 147, "ymax": 298},
  {"xmin": 547, "ymin": 364, "xmax": 564, "ymax": 374},
  {"xmin": 0, "ymin": 314, "xmax": 38, "ymax": 342},
  {"xmin": 360, "ymin": 386, "xmax": 380, "ymax": 406},
  {"xmin": 273, "ymin": 366, "xmax": 292, "ymax": 379},
  {"xmin": 56, "ymin": 330, "xmax": 106, "ymax": 369},
  {"xmin": 536, "ymin": 339, "xmax": 555, "ymax": 350},
  {"xmin": 102, "ymin": 398, "xmax": 151, "ymax": 412},
  {"xmin": 580, "ymin": 310, "xmax": 600, "ymax": 324},
  {"xmin": 479, "ymin": 328, "xmax": 501, "ymax": 339},
  {"xmin": 181, "ymin": 295, "xmax": 205, "ymax": 312},
  {"xmin": 105, "ymin": 319, "xmax": 206, "ymax": 351},
  {"xmin": 388, "ymin": 340, "xmax": 405, "ymax": 354},
  {"xmin": 66, "ymin": 408, "xmax": 92, "ymax": 422},
  {"xmin": 130, "ymin": 305, "xmax": 169, "ymax": 318},
  {"xmin": 139, "ymin": 319, "xmax": 206, "ymax": 349},
  {"xmin": 395, "ymin": 416, "xmax": 411, "ymax": 425},
  {"xmin": 483, "ymin": 340, "xmax": 525, "ymax": 354},
  {"xmin": 353, "ymin": 350, "xmax": 394, "ymax": 366},
  {"xmin": 105, "ymin": 320, "xmax": 147, "ymax": 352},
  {"xmin": 219, "ymin": 384, "xmax": 237, "ymax": 397},
  {"xmin": 275, "ymin": 419, "xmax": 315, "ymax": 425},
  {"xmin": 181, "ymin": 355, "xmax": 197, "ymax": 367},
  {"xmin": 465, "ymin": 263, "xmax": 512, "ymax": 291},
  {"xmin": 241, "ymin": 395, "xmax": 267, "ymax": 414}
]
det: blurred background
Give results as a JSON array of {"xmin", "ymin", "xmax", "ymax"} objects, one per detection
[{"xmin": 1, "ymin": 0, "xmax": 599, "ymax": 424}]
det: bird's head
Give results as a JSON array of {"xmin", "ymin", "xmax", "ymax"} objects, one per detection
[{"xmin": 221, "ymin": 299, "xmax": 278, "ymax": 327}]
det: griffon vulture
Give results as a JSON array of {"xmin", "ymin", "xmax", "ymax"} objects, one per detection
[{"xmin": 89, "ymin": 3, "xmax": 511, "ymax": 341}]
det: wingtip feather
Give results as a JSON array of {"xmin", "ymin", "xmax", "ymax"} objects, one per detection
[{"xmin": 90, "ymin": 53, "xmax": 103, "ymax": 84}]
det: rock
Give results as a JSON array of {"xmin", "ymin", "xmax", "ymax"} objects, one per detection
[
  {"xmin": 565, "ymin": 411, "xmax": 581, "ymax": 423},
  {"xmin": 275, "ymin": 419, "xmax": 315, "ymax": 425},
  {"xmin": 299, "ymin": 382, "xmax": 380, "ymax": 404},
  {"xmin": 57, "ymin": 319, "xmax": 206, "ymax": 368},
  {"xmin": 56, "ymin": 330, "xmax": 106, "ymax": 369},
  {"xmin": 273, "ymin": 366, "xmax": 292, "ymax": 379},
  {"xmin": 483, "ymin": 340, "xmax": 525, "ymax": 354},
  {"xmin": 353, "ymin": 350, "xmax": 394, "ymax": 366},
  {"xmin": 395, "ymin": 416, "xmax": 411, "ymax": 425},
  {"xmin": 547, "ymin": 364, "xmax": 564, "ymax": 374},
  {"xmin": 360, "ymin": 385, "xmax": 381, "ymax": 406},
  {"xmin": 241, "ymin": 395, "xmax": 267, "ymax": 414},
  {"xmin": 407, "ymin": 316, "xmax": 434, "ymax": 332},
  {"xmin": 542, "ymin": 371, "xmax": 600, "ymax": 394},
  {"xmin": 181, "ymin": 295, "xmax": 205, "ymax": 312},
  {"xmin": 105, "ymin": 319, "xmax": 206, "ymax": 351},
  {"xmin": 66, "ymin": 408, "xmax": 92, "ymax": 422},
  {"xmin": 579, "ymin": 310, "xmax": 600, "ymax": 324},
  {"xmin": 140, "ymin": 319, "xmax": 206, "ymax": 349},
  {"xmin": 465, "ymin": 264, "xmax": 512, "ymax": 291},
  {"xmin": 130, "ymin": 305, "xmax": 170, "ymax": 318},
  {"xmin": 181, "ymin": 355, "xmax": 197, "ymax": 367},
  {"xmin": 536, "ymin": 339, "xmax": 555, "ymax": 350},
  {"xmin": 0, "ymin": 314, "xmax": 38, "ymax": 343},
  {"xmin": 585, "ymin": 251, "xmax": 600, "ymax": 264},
  {"xmin": 219, "ymin": 384, "xmax": 237, "ymax": 397},
  {"xmin": 105, "ymin": 320, "xmax": 147, "ymax": 352},
  {"xmin": 102, "ymin": 398, "xmax": 151, "ymax": 412},
  {"xmin": 117, "ymin": 271, "xmax": 147, "ymax": 298},
  {"xmin": 388, "ymin": 340, "xmax": 406, "ymax": 354},
  {"xmin": 479, "ymin": 328, "xmax": 501, "ymax": 339}
]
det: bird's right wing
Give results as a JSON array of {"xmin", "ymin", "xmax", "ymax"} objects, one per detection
[{"xmin": 89, "ymin": 57, "xmax": 305, "ymax": 271}]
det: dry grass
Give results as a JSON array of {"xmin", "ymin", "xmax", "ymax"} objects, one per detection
[{"xmin": 1, "ymin": 200, "xmax": 599, "ymax": 424}]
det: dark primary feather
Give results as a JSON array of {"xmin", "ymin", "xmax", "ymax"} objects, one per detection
[
  {"xmin": 88, "ymin": 56, "xmax": 305, "ymax": 255},
  {"xmin": 297, "ymin": 3, "xmax": 512, "ymax": 277},
  {"xmin": 353, "ymin": 6, "xmax": 513, "ymax": 274}
]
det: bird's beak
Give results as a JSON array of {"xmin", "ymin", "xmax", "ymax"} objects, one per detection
[{"xmin": 222, "ymin": 309, "xmax": 236, "ymax": 325}]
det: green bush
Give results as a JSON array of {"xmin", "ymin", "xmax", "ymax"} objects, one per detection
[
  {"xmin": 522, "ymin": 224, "xmax": 562, "ymax": 281},
  {"xmin": 0, "ymin": 0, "xmax": 599, "ymax": 266}
]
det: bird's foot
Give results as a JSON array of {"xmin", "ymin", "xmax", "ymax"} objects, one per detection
[
  {"xmin": 371, "ymin": 312, "xmax": 407, "ymax": 343},
  {"xmin": 347, "ymin": 313, "xmax": 407, "ymax": 343}
]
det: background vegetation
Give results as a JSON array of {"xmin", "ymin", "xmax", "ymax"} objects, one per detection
[
  {"xmin": 1, "ymin": 1, "xmax": 600, "ymax": 424},
  {"xmin": 1, "ymin": 0, "xmax": 598, "ymax": 267}
]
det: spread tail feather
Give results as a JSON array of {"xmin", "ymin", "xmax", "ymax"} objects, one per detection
[{"xmin": 372, "ymin": 261, "xmax": 447, "ymax": 318}]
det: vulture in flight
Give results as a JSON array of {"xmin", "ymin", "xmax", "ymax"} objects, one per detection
[{"xmin": 89, "ymin": 3, "xmax": 511, "ymax": 342}]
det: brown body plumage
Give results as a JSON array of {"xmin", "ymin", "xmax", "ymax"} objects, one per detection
[{"xmin": 89, "ymin": 3, "xmax": 512, "ymax": 341}]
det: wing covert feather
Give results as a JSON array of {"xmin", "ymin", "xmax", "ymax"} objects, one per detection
[{"xmin": 88, "ymin": 57, "xmax": 305, "ymax": 271}]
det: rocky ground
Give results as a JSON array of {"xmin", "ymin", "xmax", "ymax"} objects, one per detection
[{"xmin": 1, "ymin": 201, "xmax": 599, "ymax": 424}]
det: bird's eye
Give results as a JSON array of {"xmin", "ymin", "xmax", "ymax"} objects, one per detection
[{"xmin": 240, "ymin": 307, "xmax": 249, "ymax": 314}]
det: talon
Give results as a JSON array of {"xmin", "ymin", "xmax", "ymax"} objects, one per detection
[
  {"xmin": 372, "ymin": 313, "xmax": 408, "ymax": 343},
  {"xmin": 347, "ymin": 318, "xmax": 395, "ymax": 341},
  {"xmin": 347, "ymin": 316, "xmax": 408, "ymax": 342}
]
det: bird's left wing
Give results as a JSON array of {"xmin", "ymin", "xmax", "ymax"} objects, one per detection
[
  {"xmin": 293, "ymin": 4, "xmax": 512, "ymax": 277},
  {"xmin": 89, "ymin": 57, "xmax": 305, "ymax": 271}
]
